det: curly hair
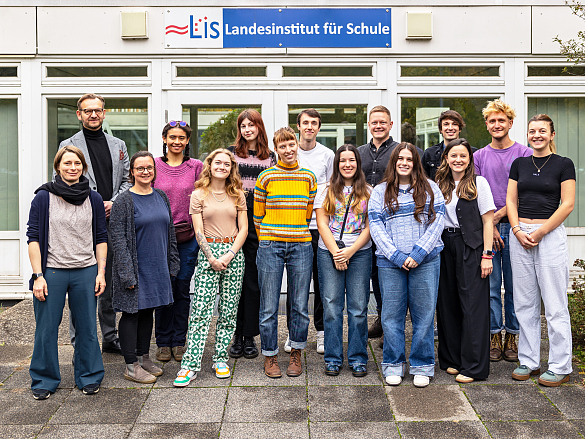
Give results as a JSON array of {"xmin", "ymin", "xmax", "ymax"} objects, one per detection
[{"xmin": 195, "ymin": 148, "xmax": 243, "ymax": 200}]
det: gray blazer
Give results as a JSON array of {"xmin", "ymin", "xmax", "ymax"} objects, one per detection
[{"xmin": 57, "ymin": 130, "xmax": 131, "ymax": 201}]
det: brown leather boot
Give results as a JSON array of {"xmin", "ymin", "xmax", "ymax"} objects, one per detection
[
  {"xmin": 503, "ymin": 332, "xmax": 519, "ymax": 362},
  {"xmin": 368, "ymin": 309, "xmax": 383, "ymax": 339},
  {"xmin": 156, "ymin": 346, "xmax": 171, "ymax": 362},
  {"xmin": 264, "ymin": 355, "xmax": 282, "ymax": 379},
  {"xmin": 124, "ymin": 361, "xmax": 157, "ymax": 384},
  {"xmin": 287, "ymin": 348, "xmax": 303, "ymax": 377},
  {"xmin": 138, "ymin": 354, "xmax": 163, "ymax": 377},
  {"xmin": 490, "ymin": 332, "xmax": 503, "ymax": 362}
]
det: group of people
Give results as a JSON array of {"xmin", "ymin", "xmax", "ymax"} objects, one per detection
[{"xmin": 26, "ymin": 94, "xmax": 575, "ymax": 400}]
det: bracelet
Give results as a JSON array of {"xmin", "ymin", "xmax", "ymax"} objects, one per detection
[
  {"xmin": 513, "ymin": 229, "xmax": 521, "ymax": 235},
  {"xmin": 481, "ymin": 255, "xmax": 493, "ymax": 259},
  {"xmin": 511, "ymin": 225, "xmax": 520, "ymax": 231},
  {"xmin": 229, "ymin": 249, "xmax": 236, "ymax": 256}
]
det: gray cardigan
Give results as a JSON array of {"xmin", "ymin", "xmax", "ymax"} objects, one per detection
[{"xmin": 110, "ymin": 188, "xmax": 180, "ymax": 314}]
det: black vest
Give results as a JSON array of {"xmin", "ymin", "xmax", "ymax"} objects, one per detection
[{"xmin": 456, "ymin": 195, "xmax": 483, "ymax": 249}]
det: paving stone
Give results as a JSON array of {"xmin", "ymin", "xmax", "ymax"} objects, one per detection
[
  {"xmin": 463, "ymin": 385, "xmax": 562, "ymax": 420},
  {"xmin": 305, "ymin": 349, "xmax": 382, "ymax": 386},
  {"xmin": 153, "ymin": 350, "xmax": 233, "ymax": 388},
  {"xmin": 128, "ymin": 423, "xmax": 220, "ymax": 438},
  {"xmin": 225, "ymin": 387, "xmax": 307, "ymax": 423},
  {"xmin": 0, "ymin": 388, "xmax": 69, "ymax": 424},
  {"xmin": 0, "ymin": 365, "xmax": 15, "ymax": 385},
  {"xmin": 230, "ymin": 351, "xmax": 306, "ymax": 387},
  {"xmin": 310, "ymin": 421, "xmax": 399, "ymax": 438},
  {"xmin": 221, "ymin": 422, "xmax": 309, "ymax": 439},
  {"xmin": 570, "ymin": 420, "xmax": 585, "ymax": 435},
  {"xmin": 0, "ymin": 425, "xmax": 43, "ymax": 438},
  {"xmin": 38, "ymin": 424, "xmax": 132, "ymax": 438},
  {"xmin": 386, "ymin": 384, "xmax": 477, "ymax": 421},
  {"xmin": 100, "ymin": 363, "xmax": 155, "ymax": 389},
  {"xmin": 461, "ymin": 359, "xmax": 534, "ymax": 385},
  {"xmin": 0, "ymin": 345, "xmax": 33, "ymax": 366},
  {"xmin": 50, "ymin": 388, "xmax": 148, "ymax": 424},
  {"xmin": 397, "ymin": 421, "xmax": 489, "ymax": 438},
  {"xmin": 542, "ymin": 385, "xmax": 585, "ymax": 419},
  {"xmin": 309, "ymin": 386, "xmax": 392, "ymax": 422},
  {"xmin": 484, "ymin": 420, "xmax": 582, "ymax": 438},
  {"xmin": 137, "ymin": 388, "xmax": 227, "ymax": 424}
]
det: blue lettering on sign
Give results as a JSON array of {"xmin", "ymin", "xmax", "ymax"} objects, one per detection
[{"xmin": 190, "ymin": 15, "xmax": 220, "ymax": 39}]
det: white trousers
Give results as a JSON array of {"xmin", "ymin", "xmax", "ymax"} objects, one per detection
[{"xmin": 510, "ymin": 223, "xmax": 572, "ymax": 375}]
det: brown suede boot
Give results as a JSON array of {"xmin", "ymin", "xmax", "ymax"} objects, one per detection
[
  {"xmin": 490, "ymin": 332, "xmax": 503, "ymax": 362},
  {"xmin": 138, "ymin": 354, "xmax": 163, "ymax": 377},
  {"xmin": 264, "ymin": 355, "xmax": 282, "ymax": 379},
  {"xmin": 124, "ymin": 361, "xmax": 157, "ymax": 384},
  {"xmin": 368, "ymin": 309, "xmax": 383, "ymax": 339},
  {"xmin": 503, "ymin": 332, "xmax": 519, "ymax": 362},
  {"xmin": 287, "ymin": 349, "xmax": 303, "ymax": 377}
]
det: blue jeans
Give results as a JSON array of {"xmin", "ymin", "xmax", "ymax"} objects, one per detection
[
  {"xmin": 257, "ymin": 240, "xmax": 313, "ymax": 356},
  {"xmin": 318, "ymin": 247, "xmax": 371, "ymax": 366},
  {"xmin": 490, "ymin": 222, "xmax": 519, "ymax": 334},
  {"xmin": 379, "ymin": 256, "xmax": 440, "ymax": 377}
]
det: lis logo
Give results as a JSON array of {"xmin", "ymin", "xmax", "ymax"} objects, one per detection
[{"xmin": 166, "ymin": 15, "xmax": 220, "ymax": 39}]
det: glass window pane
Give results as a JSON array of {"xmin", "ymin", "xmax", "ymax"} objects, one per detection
[
  {"xmin": 527, "ymin": 66, "xmax": 585, "ymax": 77},
  {"xmin": 401, "ymin": 66, "xmax": 500, "ymax": 77},
  {"xmin": 401, "ymin": 97, "xmax": 497, "ymax": 151},
  {"xmin": 46, "ymin": 66, "xmax": 148, "ymax": 77},
  {"xmin": 288, "ymin": 105, "xmax": 368, "ymax": 152},
  {"xmin": 283, "ymin": 66, "xmax": 372, "ymax": 77},
  {"xmin": 182, "ymin": 106, "xmax": 260, "ymax": 160},
  {"xmin": 0, "ymin": 67, "xmax": 17, "ymax": 77},
  {"xmin": 47, "ymin": 97, "xmax": 148, "ymax": 179},
  {"xmin": 0, "ymin": 99, "xmax": 18, "ymax": 231},
  {"xmin": 528, "ymin": 97, "xmax": 584, "ymax": 227},
  {"xmin": 177, "ymin": 66, "xmax": 266, "ymax": 77}
]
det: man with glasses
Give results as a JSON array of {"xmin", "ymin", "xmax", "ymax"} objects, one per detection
[{"xmin": 57, "ymin": 93, "xmax": 131, "ymax": 355}]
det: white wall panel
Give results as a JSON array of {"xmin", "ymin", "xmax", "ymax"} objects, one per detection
[
  {"xmin": 532, "ymin": 6, "xmax": 584, "ymax": 54},
  {"xmin": 0, "ymin": 8, "xmax": 36, "ymax": 55}
]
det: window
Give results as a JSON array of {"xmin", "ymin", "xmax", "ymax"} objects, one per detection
[
  {"xmin": 283, "ymin": 66, "xmax": 372, "ymax": 77},
  {"xmin": 401, "ymin": 66, "xmax": 500, "ymax": 77},
  {"xmin": 0, "ymin": 67, "xmax": 17, "ymax": 77},
  {"xmin": 0, "ymin": 99, "xmax": 18, "ymax": 231},
  {"xmin": 177, "ymin": 66, "xmax": 266, "ymax": 77},
  {"xmin": 46, "ymin": 66, "xmax": 148, "ymax": 78},
  {"xmin": 527, "ymin": 66, "xmax": 585, "ymax": 77}
]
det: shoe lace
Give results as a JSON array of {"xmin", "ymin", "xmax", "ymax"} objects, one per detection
[
  {"xmin": 267, "ymin": 356, "xmax": 278, "ymax": 367},
  {"xmin": 291, "ymin": 350, "xmax": 301, "ymax": 367},
  {"xmin": 177, "ymin": 369, "xmax": 191, "ymax": 377},
  {"xmin": 491, "ymin": 334, "xmax": 502, "ymax": 350},
  {"xmin": 506, "ymin": 334, "xmax": 517, "ymax": 352},
  {"xmin": 216, "ymin": 362, "xmax": 228, "ymax": 370}
]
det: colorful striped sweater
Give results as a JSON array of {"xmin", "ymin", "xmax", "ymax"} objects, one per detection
[{"xmin": 253, "ymin": 160, "xmax": 317, "ymax": 242}]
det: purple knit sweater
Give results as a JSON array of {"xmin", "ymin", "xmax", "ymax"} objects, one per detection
[{"xmin": 153, "ymin": 157, "xmax": 203, "ymax": 225}]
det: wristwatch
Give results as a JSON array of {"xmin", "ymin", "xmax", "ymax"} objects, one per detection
[
  {"xmin": 482, "ymin": 250, "xmax": 494, "ymax": 256},
  {"xmin": 32, "ymin": 273, "xmax": 44, "ymax": 281}
]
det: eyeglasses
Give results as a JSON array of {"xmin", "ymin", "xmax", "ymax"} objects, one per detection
[
  {"xmin": 80, "ymin": 108, "xmax": 105, "ymax": 116},
  {"xmin": 169, "ymin": 120, "xmax": 187, "ymax": 128},
  {"xmin": 134, "ymin": 166, "xmax": 154, "ymax": 173}
]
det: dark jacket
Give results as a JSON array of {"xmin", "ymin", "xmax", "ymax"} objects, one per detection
[
  {"xmin": 109, "ymin": 188, "xmax": 180, "ymax": 314},
  {"xmin": 26, "ymin": 190, "xmax": 108, "ymax": 290},
  {"xmin": 422, "ymin": 141, "xmax": 478, "ymax": 181},
  {"xmin": 357, "ymin": 137, "xmax": 400, "ymax": 187}
]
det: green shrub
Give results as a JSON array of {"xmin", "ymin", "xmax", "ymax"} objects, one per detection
[{"xmin": 570, "ymin": 259, "xmax": 585, "ymax": 347}]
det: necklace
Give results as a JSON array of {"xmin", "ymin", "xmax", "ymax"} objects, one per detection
[
  {"xmin": 211, "ymin": 191, "xmax": 227, "ymax": 202},
  {"xmin": 532, "ymin": 154, "xmax": 552, "ymax": 173}
]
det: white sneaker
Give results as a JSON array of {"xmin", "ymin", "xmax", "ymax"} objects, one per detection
[
  {"xmin": 284, "ymin": 335, "xmax": 292, "ymax": 353},
  {"xmin": 213, "ymin": 362, "xmax": 231, "ymax": 379},
  {"xmin": 316, "ymin": 331, "xmax": 325, "ymax": 354},
  {"xmin": 413, "ymin": 375, "xmax": 430, "ymax": 388},
  {"xmin": 173, "ymin": 369, "xmax": 196, "ymax": 387},
  {"xmin": 385, "ymin": 375, "xmax": 402, "ymax": 386}
]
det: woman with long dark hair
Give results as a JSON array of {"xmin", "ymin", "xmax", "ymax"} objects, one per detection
[
  {"xmin": 153, "ymin": 121, "xmax": 203, "ymax": 363},
  {"xmin": 507, "ymin": 114, "xmax": 575, "ymax": 386},
  {"xmin": 368, "ymin": 142, "xmax": 445, "ymax": 388},
  {"xmin": 227, "ymin": 109, "xmax": 276, "ymax": 360},
  {"xmin": 435, "ymin": 138, "xmax": 494, "ymax": 383},
  {"xmin": 315, "ymin": 144, "xmax": 372, "ymax": 377}
]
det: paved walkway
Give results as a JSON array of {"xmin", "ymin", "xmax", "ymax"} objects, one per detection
[{"xmin": 0, "ymin": 299, "xmax": 583, "ymax": 439}]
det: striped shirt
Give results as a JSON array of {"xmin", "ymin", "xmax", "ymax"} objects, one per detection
[{"xmin": 253, "ymin": 160, "xmax": 317, "ymax": 242}]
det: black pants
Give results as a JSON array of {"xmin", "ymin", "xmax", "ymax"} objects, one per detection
[
  {"xmin": 286, "ymin": 229, "xmax": 323, "ymax": 332},
  {"xmin": 371, "ymin": 243, "xmax": 382, "ymax": 311},
  {"xmin": 119, "ymin": 308, "xmax": 154, "ymax": 365},
  {"xmin": 235, "ymin": 221, "xmax": 261, "ymax": 338},
  {"xmin": 437, "ymin": 229, "xmax": 490, "ymax": 380}
]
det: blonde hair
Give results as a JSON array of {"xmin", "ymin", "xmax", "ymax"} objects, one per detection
[
  {"xmin": 195, "ymin": 148, "xmax": 244, "ymax": 200},
  {"xmin": 369, "ymin": 105, "xmax": 391, "ymax": 119},
  {"xmin": 482, "ymin": 99, "xmax": 516, "ymax": 121},
  {"xmin": 54, "ymin": 145, "xmax": 88, "ymax": 175},
  {"xmin": 528, "ymin": 114, "xmax": 556, "ymax": 154},
  {"xmin": 273, "ymin": 126, "xmax": 297, "ymax": 147}
]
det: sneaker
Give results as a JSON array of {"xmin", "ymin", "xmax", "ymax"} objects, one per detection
[
  {"xmin": 173, "ymin": 369, "xmax": 197, "ymax": 387},
  {"xmin": 287, "ymin": 349, "xmax": 303, "ymax": 377},
  {"xmin": 446, "ymin": 367, "xmax": 459, "ymax": 375},
  {"xmin": 264, "ymin": 355, "xmax": 282, "ymax": 378},
  {"xmin": 490, "ymin": 332, "xmax": 503, "ymax": 362},
  {"xmin": 512, "ymin": 365, "xmax": 541, "ymax": 381},
  {"xmin": 352, "ymin": 364, "xmax": 368, "ymax": 378},
  {"xmin": 82, "ymin": 383, "xmax": 100, "ymax": 395},
  {"xmin": 368, "ymin": 310, "xmax": 383, "ymax": 338},
  {"xmin": 213, "ymin": 362, "xmax": 231, "ymax": 379},
  {"xmin": 455, "ymin": 374, "xmax": 474, "ymax": 384},
  {"xmin": 137, "ymin": 354, "xmax": 163, "ymax": 377},
  {"xmin": 413, "ymin": 375, "xmax": 430, "ymax": 388},
  {"xmin": 538, "ymin": 370, "xmax": 570, "ymax": 387},
  {"xmin": 124, "ymin": 362, "xmax": 157, "ymax": 384},
  {"xmin": 385, "ymin": 375, "xmax": 402, "ymax": 386},
  {"xmin": 32, "ymin": 389, "xmax": 51, "ymax": 400},
  {"xmin": 229, "ymin": 334, "xmax": 244, "ymax": 358},
  {"xmin": 284, "ymin": 335, "xmax": 292, "ymax": 353},
  {"xmin": 503, "ymin": 333, "xmax": 519, "ymax": 362},
  {"xmin": 172, "ymin": 345, "xmax": 186, "ymax": 362},
  {"xmin": 156, "ymin": 346, "xmax": 172, "ymax": 362},
  {"xmin": 325, "ymin": 363, "xmax": 341, "ymax": 376},
  {"xmin": 316, "ymin": 331, "xmax": 325, "ymax": 354}
]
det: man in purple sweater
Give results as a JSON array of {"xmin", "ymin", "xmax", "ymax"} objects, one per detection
[{"xmin": 474, "ymin": 99, "xmax": 532, "ymax": 363}]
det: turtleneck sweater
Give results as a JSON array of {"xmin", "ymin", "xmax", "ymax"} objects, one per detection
[
  {"xmin": 253, "ymin": 160, "xmax": 317, "ymax": 242},
  {"xmin": 83, "ymin": 127, "xmax": 113, "ymax": 201}
]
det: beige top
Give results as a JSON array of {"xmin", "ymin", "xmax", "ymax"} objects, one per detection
[
  {"xmin": 189, "ymin": 188, "xmax": 246, "ymax": 238},
  {"xmin": 46, "ymin": 193, "xmax": 97, "ymax": 269}
]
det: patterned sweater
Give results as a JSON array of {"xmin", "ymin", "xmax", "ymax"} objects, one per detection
[
  {"xmin": 368, "ymin": 180, "xmax": 445, "ymax": 268},
  {"xmin": 253, "ymin": 160, "xmax": 317, "ymax": 242}
]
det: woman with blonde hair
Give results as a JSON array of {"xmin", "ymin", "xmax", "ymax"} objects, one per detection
[{"xmin": 174, "ymin": 148, "xmax": 247, "ymax": 386}]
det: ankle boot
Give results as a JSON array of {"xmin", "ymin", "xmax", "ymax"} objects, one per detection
[
  {"xmin": 368, "ymin": 309, "xmax": 383, "ymax": 339},
  {"xmin": 229, "ymin": 334, "xmax": 244, "ymax": 358},
  {"xmin": 124, "ymin": 361, "xmax": 157, "ymax": 384},
  {"xmin": 243, "ymin": 336, "xmax": 259, "ymax": 359},
  {"xmin": 137, "ymin": 354, "xmax": 163, "ymax": 377}
]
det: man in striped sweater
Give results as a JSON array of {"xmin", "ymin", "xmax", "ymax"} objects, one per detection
[{"xmin": 254, "ymin": 127, "xmax": 318, "ymax": 379}]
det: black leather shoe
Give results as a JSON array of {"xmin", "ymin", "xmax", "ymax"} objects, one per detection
[
  {"xmin": 229, "ymin": 335, "xmax": 244, "ymax": 358},
  {"xmin": 243, "ymin": 336, "xmax": 259, "ymax": 359},
  {"xmin": 32, "ymin": 389, "xmax": 51, "ymax": 400},
  {"xmin": 102, "ymin": 339, "xmax": 122, "ymax": 355}
]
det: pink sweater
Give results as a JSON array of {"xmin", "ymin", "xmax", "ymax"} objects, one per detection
[{"xmin": 153, "ymin": 157, "xmax": 203, "ymax": 225}]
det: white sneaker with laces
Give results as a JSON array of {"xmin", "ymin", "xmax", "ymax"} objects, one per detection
[
  {"xmin": 385, "ymin": 375, "xmax": 402, "ymax": 386},
  {"xmin": 284, "ymin": 335, "xmax": 292, "ymax": 353},
  {"xmin": 316, "ymin": 331, "xmax": 325, "ymax": 354},
  {"xmin": 213, "ymin": 362, "xmax": 231, "ymax": 379},
  {"xmin": 413, "ymin": 375, "xmax": 430, "ymax": 388},
  {"xmin": 173, "ymin": 369, "xmax": 197, "ymax": 387}
]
